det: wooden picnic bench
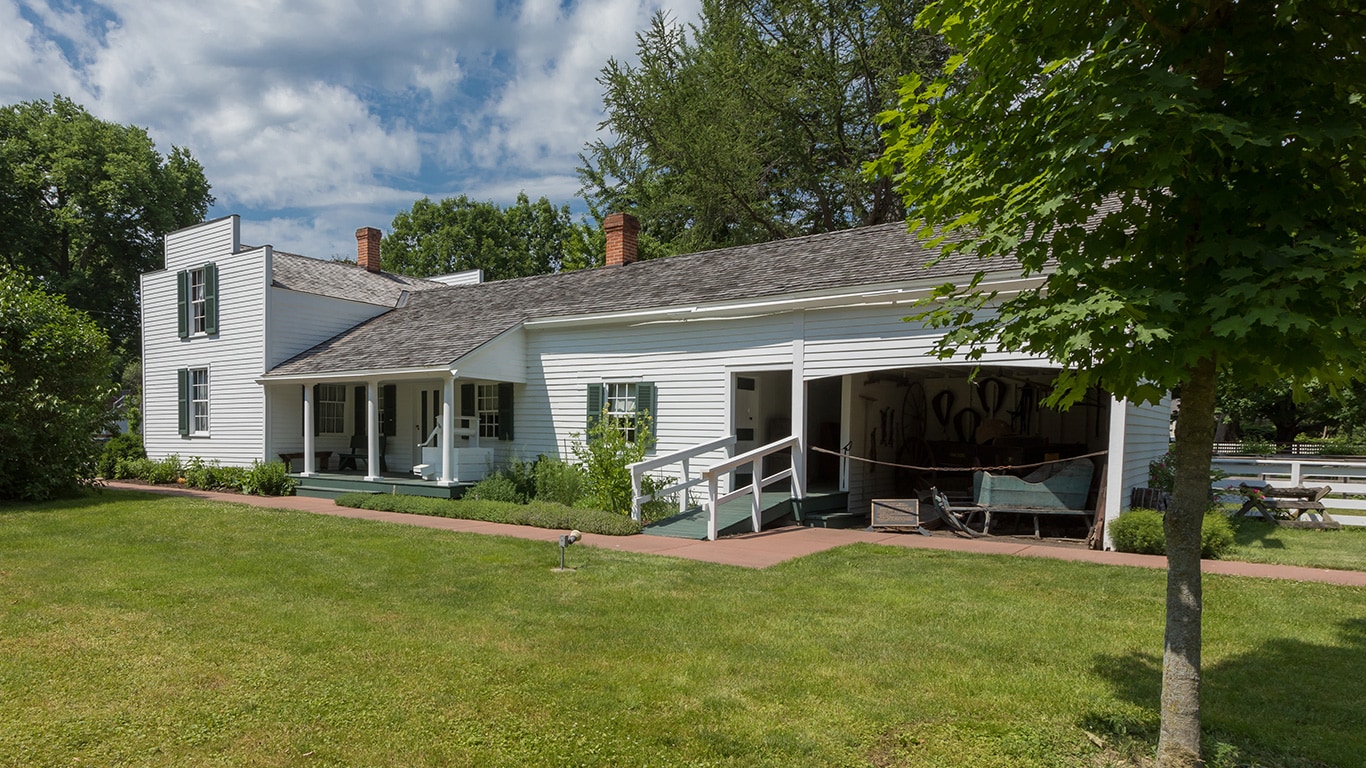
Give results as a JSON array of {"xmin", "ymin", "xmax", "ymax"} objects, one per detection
[{"xmin": 1237, "ymin": 484, "xmax": 1335, "ymax": 525}]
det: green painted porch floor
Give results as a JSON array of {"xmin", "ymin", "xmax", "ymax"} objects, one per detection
[{"xmin": 643, "ymin": 490, "xmax": 854, "ymax": 540}]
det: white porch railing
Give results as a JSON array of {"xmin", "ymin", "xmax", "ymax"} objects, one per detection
[
  {"xmin": 1212, "ymin": 455, "xmax": 1366, "ymax": 525},
  {"xmin": 700, "ymin": 436, "xmax": 805, "ymax": 541},
  {"xmin": 629, "ymin": 435, "xmax": 737, "ymax": 523}
]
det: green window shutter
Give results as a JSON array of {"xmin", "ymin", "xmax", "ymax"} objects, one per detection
[
  {"xmin": 311, "ymin": 384, "xmax": 320, "ymax": 436},
  {"xmin": 498, "ymin": 382, "xmax": 514, "ymax": 441},
  {"xmin": 381, "ymin": 385, "xmax": 396, "ymax": 437},
  {"xmin": 177, "ymin": 368, "xmax": 190, "ymax": 436},
  {"xmin": 176, "ymin": 270, "xmax": 189, "ymax": 338},
  {"xmin": 461, "ymin": 383, "xmax": 475, "ymax": 418},
  {"xmin": 586, "ymin": 383, "xmax": 604, "ymax": 432},
  {"xmin": 353, "ymin": 385, "xmax": 366, "ymax": 435},
  {"xmin": 203, "ymin": 263, "xmax": 219, "ymax": 334},
  {"xmin": 636, "ymin": 382, "xmax": 656, "ymax": 435}
]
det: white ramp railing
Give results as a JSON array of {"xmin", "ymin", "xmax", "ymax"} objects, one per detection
[
  {"xmin": 700, "ymin": 436, "xmax": 805, "ymax": 541},
  {"xmin": 629, "ymin": 435, "xmax": 737, "ymax": 523}
]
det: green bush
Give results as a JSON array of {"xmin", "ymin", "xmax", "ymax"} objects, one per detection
[
  {"xmin": 1109, "ymin": 508, "xmax": 1235, "ymax": 559},
  {"xmin": 183, "ymin": 457, "xmax": 248, "ymax": 491},
  {"xmin": 533, "ymin": 456, "xmax": 585, "ymax": 507},
  {"xmin": 144, "ymin": 455, "xmax": 183, "ymax": 485},
  {"xmin": 465, "ymin": 472, "xmax": 525, "ymax": 503},
  {"xmin": 0, "ymin": 272, "xmax": 116, "ymax": 500},
  {"xmin": 1236, "ymin": 438, "xmax": 1276, "ymax": 455},
  {"xmin": 571, "ymin": 410, "xmax": 654, "ymax": 515},
  {"xmin": 98, "ymin": 432, "xmax": 146, "ymax": 479},
  {"xmin": 333, "ymin": 493, "xmax": 642, "ymax": 536},
  {"xmin": 114, "ymin": 457, "xmax": 154, "ymax": 481},
  {"xmin": 240, "ymin": 460, "xmax": 296, "ymax": 496}
]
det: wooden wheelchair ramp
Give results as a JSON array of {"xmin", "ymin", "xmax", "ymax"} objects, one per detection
[{"xmin": 642, "ymin": 491, "xmax": 853, "ymax": 540}]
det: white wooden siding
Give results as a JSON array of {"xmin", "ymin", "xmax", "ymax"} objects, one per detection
[
  {"xmin": 1123, "ymin": 396, "xmax": 1172, "ymax": 501},
  {"xmin": 519, "ymin": 314, "xmax": 796, "ymax": 474},
  {"xmin": 267, "ymin": 289, "xmax": 391, "ymax": 368},
  {"xmin": 163, "ymin": 216, "xmax": 239, "ymax": 272},
  {"xmin": 142, "ymin": 239, "xmax": 268, "ymax": 466},
  {"xmin": 455, "ymin": 328, "xmax": 527, "ymax": 384}
]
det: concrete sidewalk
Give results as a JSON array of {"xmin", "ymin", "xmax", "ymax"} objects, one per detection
[{"xmin": 103, "ymin": 481, "xmax": 1366, "ymax": 587}]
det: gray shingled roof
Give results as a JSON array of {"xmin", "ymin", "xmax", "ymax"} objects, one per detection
[
  {"xmin": 264, "ymin": 221, "xmax": 1018, "ymax": 378},
  {"xmin": 271, "ymin": 252, "xmax": 443, "ymax": 306}
]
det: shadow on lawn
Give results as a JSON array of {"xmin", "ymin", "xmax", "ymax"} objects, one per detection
[
  {"xmin": 1084, "ymin": 618, "xmax": 1366, "ymax": 767},
  {"xmin": 1228, "ymin": 516, "xmax": 1287, "ymax": 549}
]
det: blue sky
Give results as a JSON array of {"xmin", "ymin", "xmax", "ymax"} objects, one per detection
[{"xmin": 1, "ymin": 0, "xmax": 698, "ymax": 260}]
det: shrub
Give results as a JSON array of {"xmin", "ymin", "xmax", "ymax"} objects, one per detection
[
  {"xmin": 1236, "ymin": 438, "xmax": 1276, "ymax": 455},
  {"xmin": 240, "ymin": 460, "xmax": 296, "ymax": 496},
  {"xmin": 500, "ymin": 457, "xmax": 538, "ymax": 502},
  {"xmin": 1109, "ymin": 508, "xmax": 1235, "ymax": 559},
  {"xmin": 144, "ymin": 455, "xmax": 183, "ymax": 485},
  {"xmin": 115, "ymin": 457, "xmax": 155, "ymax": 481},
  {"xmin": 0, "ymin": 272, "xmax": 116, "ymax": 500},
  {"xmin": 98, "ymin": 432, "xmax": 146, "ymax": 479},
  {"xmin": 571, "ymin": 410, "xmax": 654, "ymax": 515},
  {"xmin": 333, "ymin": 493, "xmax": 642, "ymax": 536},
  {"xmin": 465, "ymin": 472, "xmax": 525, "ymax": 503},
  {"xmin": 533, "ymin": 456, "xmax": 585, "ymax": 507},
  {"xmin": 183, "ymin": 457, "xmax": 248, "ymax": 491}
]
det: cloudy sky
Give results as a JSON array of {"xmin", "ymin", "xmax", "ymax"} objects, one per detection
[{"xmin": 1, "ymin": 0, "xmax": 698, "ymax": 260}]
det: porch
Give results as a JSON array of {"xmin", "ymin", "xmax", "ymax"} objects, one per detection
[{"xmin": 293, "ymin": 471, "xmax": 476, "ymax": 500}]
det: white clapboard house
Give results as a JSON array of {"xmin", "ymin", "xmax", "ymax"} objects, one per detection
[{"xmin": 141, "ymin": 213, "xmax": 1169, "ymax": 538}]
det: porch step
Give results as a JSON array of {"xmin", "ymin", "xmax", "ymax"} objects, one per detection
[{"xmin": 292, "ymin": 474, "xmax": 473, "ymax": 501}]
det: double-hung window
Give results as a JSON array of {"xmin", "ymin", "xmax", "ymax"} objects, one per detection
[
  {"xmin": 177, "ymin": 263, "xmax": 218, "ymax": 337},
  {"xmin": 477, "ymin": 384, "xmax": 501, "ymax": 439},
  {"xmin": 178, "ymin": 367, "xmax": 210, "ymax": 436},
  {"xmin": 316, "ymin": 384, "xmax": 346, "ymax": 434},
  {"xmin": 587, "ymin": 382, "xmax": 657, "ymax": 443}
]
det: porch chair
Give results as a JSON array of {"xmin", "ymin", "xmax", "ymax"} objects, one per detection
[{"xmin": 338, "ymin": 434, "xmax": 386, "ymax": 473}]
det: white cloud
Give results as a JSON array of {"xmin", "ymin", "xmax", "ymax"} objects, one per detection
[{"xmin": 0, "ymin": 0, "xmax": 701, "ymax": 262}]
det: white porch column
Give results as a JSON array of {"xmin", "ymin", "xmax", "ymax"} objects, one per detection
[
  {"xmin": 790, "ymin": 311, "xmax": 807, "ymax": 500},
  {"xmin": 440, "ymin": 377, "xmax": 455, "ymax": 485},
  {"xmin": 365, "ymin": 380, "xmax": 380, "ymax": 481},
  {"xmin": 301, "ymin": 384, "xmax": 315, "ymax": 476},
  {"xmin": 1104, "ymin": 396, "xmax": 1129, "ymax": 549}
]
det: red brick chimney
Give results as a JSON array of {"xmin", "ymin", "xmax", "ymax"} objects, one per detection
[
  {"xmin": 356, "ymin": 227, "xmax": 382, "ymax": 272},
  {"xmin": 603, "ymin": 212, "xmax": 640, "ymax": 267}
]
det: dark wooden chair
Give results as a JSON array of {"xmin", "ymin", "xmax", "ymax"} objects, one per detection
[{"xmin": 338, "ymin": 434, "xmax": 386, "ymax": 472}]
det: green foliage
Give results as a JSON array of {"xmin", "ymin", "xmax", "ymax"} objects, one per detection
[
  {"xmin": 333, "ymin": 493, "xmax": 643, "ymax": 536},
  {"xmin": 0, "ymin": 272, "xmax": 116, "ymax": 500},
  {"xmin": 1110, "ymin": 509, "xmax": 1235, "ymax": 559},
  {"xmin": 0, "ymin": 95, "xmax": 212, "ymax": 358},
  {"xmin": 240, "ymin": 460, "xmax": 296, "ymax": 497},
  {"xmin": 464, "ymin": 473, "xmax": 526, "ymax": 504},
  {"xmin": 571, "ymin": 410, "xmax": 655, "ymax": 516},
  {"xmin": 97, "ymin": 432, "xmax": 146, "ymax": 480},
  {"xmin": 121, "ymin": 455, "xmax": 183, "ymax": 485},
  {"xmin": 182, "ymin": 457, "xmax": 247, "ymax": 492},
  {"xmin": 533, "ymin": 456, "xmax": 586, "ymax": 507},
  {"xmin": 382, "ymin": 193, "xmax": 582, "ymax": 279},
  {"xmin": 1235, "ymin": 439, "xmax": 1276, "ymax": 456},
  {"xmin": 1148, "ymin": 452, "xmax": 1174, "ymax": 493},
  {"xmin": 581, "ymin": 0, "xmax": 949, "ymax": 254}
]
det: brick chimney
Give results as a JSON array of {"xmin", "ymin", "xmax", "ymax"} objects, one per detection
[
  {"xmin": 603, "ymin": 212, "xmax": 640, "ymax": 267},
  {"xmin": 356, "ymin": 227, "xmax": 382, "ymax": 272}
]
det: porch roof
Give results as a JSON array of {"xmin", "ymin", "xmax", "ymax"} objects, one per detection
[{"xmin": 261, "ymin": 221, "xmax": 1015, "ymax": 378}]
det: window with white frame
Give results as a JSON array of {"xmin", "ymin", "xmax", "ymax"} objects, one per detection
[
  {"xmin": 606, "ymin": 382, "xmax": 640, "ymax": 442},
  {"xmin": 477, "ymin": 384, "xmax": 500, "ymax": 438},
  {"xmin": 317, "ymin": 384, "xmax": 346, "ymax": 434},
  {"xmin": 189, "ymin": 368, "xmax": 210, "ymax": 434},
  {"xmin": 189, "ymin": 267, "xmax": 207, "ymax": 334}
]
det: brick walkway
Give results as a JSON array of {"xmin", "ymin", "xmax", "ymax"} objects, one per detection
[{"xmin": 103, "ymin": 482, "xmax": 1366, "ymax": 587}]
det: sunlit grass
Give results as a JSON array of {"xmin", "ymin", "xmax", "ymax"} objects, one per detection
[
  {"xmin": 1224, "ymin": 513, "xmax": 1366, "ymax": 571},
  {"xmin": 1, "ymin": 490, "xmax": 1362, "ymax": 767}
]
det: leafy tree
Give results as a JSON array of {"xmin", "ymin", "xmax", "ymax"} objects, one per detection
[
  {"xmin": 0, "ymin": 95, "xmax": 213, "ymax": 360},
  {"xmin": 871, "ymin": 1, "xmax": 1366, "ymax": 765},
  {"xmin": 383, "ymin": 193, "xmax": 583, "ymax": 280},
  {"xmin": 580, "ymin": 0, "xmax": 950, "ymax": 254},
  {"xmin": 571, "ymin": 411, "xmax": 655, "ymax": 516},
  {"xmin": 0, "ymin": 271, "xmax": 117, "ymax": 501},
  {"xmin": 1216, "ymin": 378, "xmax": 1366, "ymax": 445}
]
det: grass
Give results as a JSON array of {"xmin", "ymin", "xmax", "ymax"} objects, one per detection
[
  {"xmin": 1, "ymin": 490, "xmax": 1363, "ymax": 768},
  {"xmin": 1225, "ymin": 513, "xmax": 1366, "ymax": 572}
]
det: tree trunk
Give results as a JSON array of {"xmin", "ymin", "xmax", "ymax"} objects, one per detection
[{"xmin": 1157, "ymin": 355, "xmax": 1217, "ymax": 767}]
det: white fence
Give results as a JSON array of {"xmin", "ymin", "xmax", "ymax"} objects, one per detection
[{"xmin": 1211, "ymin": 456, "xmax": 1366, "ymax": 526}]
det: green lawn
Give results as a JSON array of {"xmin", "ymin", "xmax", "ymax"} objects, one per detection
[
  {"xmin": 1225, "ymin": 513, "xmax": 1366, "ymax": 572},
  {"xmin": 2, "ymin": 491, "xmax": 1363, "ymax": 768}
]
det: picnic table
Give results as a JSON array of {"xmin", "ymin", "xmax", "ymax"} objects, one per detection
[{"xmin": 1236, "ymin": 484, "xmax": 1332, "ymax": 523}]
